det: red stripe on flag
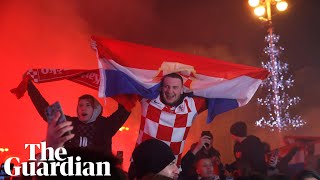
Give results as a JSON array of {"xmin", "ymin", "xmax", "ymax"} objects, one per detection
[{"xmin": 92, "ymin": 36, "xmax": 269, "ymax": 80}]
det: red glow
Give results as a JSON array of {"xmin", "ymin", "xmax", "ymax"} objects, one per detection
[
  {"xmin": 0, "ymin": 1, "xmax": 204, "ymax": 173},
  {"xmin": 0, "ymin": 1, "xmax": 140, "ymax": 171}
]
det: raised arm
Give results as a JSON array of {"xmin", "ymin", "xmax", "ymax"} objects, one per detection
[
  {"xmin": 46, "ymin": 111, "xmax": 74, "ymax": 149},
  {"xmin": 193, "ymin": 96, "xmax": 208, "ymax": 114},
  {"xmin": 179, "ymin": 150, "xmax": 197, "ymax": 179},
  {"xmin": 106, "ymin": 104, "xmax": 131, "ymax": 136},
  {"xmin": 105, "ymin": 94, "xmax": 140, "ymax": 136},
  {"xmin": 27, "ymin": 80, "xmax": 49, "ymax": 121}
]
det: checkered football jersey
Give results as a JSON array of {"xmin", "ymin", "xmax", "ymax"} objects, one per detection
[{"xmin": 136, "ymin": 95, "xmax": 207, "ymax": 165}]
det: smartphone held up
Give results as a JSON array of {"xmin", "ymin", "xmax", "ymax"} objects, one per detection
[{"xmin": 45, "ymin": 101, "xmax": 71, "ymax": 136}]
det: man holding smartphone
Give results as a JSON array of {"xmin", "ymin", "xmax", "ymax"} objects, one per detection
[
  {"xmin": 179, "ymin": 131, "xmax": 222, "ymax": 180},
  {"xmin": 27, "ymin": 80, "xmax": 132, "ymax": 156},
  {"xmin": 46, "ymin": 111, "xmax": 74, "ymax": 149}
]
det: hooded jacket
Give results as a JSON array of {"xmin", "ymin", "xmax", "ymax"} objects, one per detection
[{"xmin": 27, "ymin": 81, "xmax": 130, "ymax": 156}]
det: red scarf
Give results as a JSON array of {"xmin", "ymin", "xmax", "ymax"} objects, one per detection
[{"xmin": 11, "ymin": 68, "xmax": 100, "ymax": 99}]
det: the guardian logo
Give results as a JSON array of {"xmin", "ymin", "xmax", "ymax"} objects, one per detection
[{"xmin": 3, "ymin": 142, "xmax": 111, "ymax": 177}]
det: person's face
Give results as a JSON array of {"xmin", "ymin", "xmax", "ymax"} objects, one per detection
[
  {"xmin": 196, "ymin": 158, "xmax": 214, "ymax": 178},
  {"xmin": 161, "ymin": 77, "xmax": 183, "ymax": 105},
  {"xmin": 77, "ymin": 99, "xmax": 94, "ymax": 122},
  {"xmin": 158, "ymin": 160, "xmax": 179, "ymax": 180}
]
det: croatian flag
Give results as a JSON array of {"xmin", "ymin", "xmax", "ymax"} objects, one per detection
[{"xmin": 91, "ymin": 36, "xmax": 269, "ymax": 123}]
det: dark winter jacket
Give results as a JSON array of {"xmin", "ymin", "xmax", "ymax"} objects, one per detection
[{"xmin": 27, "ymin": 81, "xmax": 130, "ymax": 156}]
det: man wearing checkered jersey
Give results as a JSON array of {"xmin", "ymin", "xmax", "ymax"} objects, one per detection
[
  {"xmin": 129, "ymin": 73, "xmax": 207, "ymax": 179},
  {"xmin": 137, "ymin": 91, "xmax": 206, "ymax": 164}
]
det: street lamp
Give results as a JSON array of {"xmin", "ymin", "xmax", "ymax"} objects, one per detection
[
  {"xmin": 248, "ymin": 0, "xmax": 304, "ymax": 130},
  {"xmin": 248, "ymin": 0, "xmax": 288, "ymax": 22}
]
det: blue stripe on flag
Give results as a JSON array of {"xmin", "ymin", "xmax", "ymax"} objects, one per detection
[
  {"xmin": 206, "ymin": 98, "xmax": 239, "ymax": 123},
  {"xmin": 103, "ymin": 70, "xmax": 239, "ymax": 123},
  {"xmin": 103, "ymin": 70, "xmax": 160, "ymax": 99}
]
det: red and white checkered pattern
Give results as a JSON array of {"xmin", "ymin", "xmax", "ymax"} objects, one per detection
[
  {"xmin": 136, "ymin": 95, "xmax": 206, "ymax": 165},
  {"xmin": 27, "ymin": 69, "xmax": 40, "ymax": 82}
]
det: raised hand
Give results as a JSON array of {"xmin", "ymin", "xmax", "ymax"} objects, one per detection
[
  {"xmin": 192, "ymin": 135, "xmax": 212, "ymax": 155},
  {"xmin": 46, "ymin": 112, "xmax": 74, "ymax": 149}
]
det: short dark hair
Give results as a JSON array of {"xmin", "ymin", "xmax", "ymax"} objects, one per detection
[
  {"xmin": 160, "ymin": 73, "xmax": 183, "ymax": 87},
  {"xmin": 78, "ymin": 94, "xmax": 95, "ymax": 106},
  {"xmin": 195, "ymin": 153, "xmax": 212, "ymax": 165},
  {"xmin": 230, "ymin": 121, "xmax": 247, "ymax": 137}
]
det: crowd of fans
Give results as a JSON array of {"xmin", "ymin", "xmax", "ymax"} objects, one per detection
[{"xmin": 3, "ymin": 73, "xmax": 319, "ymax": 180}]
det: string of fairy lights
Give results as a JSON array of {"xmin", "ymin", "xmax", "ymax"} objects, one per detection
[
  {"xmin": 256, "ymin": 33, "xmax": 305, "ymax": 130},
  {"xmin": 248, "ymin": 0, "xmax": 305, "ymax": 131}
]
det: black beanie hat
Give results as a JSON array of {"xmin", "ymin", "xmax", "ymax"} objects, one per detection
[
  {"xmin": 132, "ymin": 139, "xmax": 175, "ymax": 178},
  {"xmin": 230, "ymin": 121, "xmax": 247, "ymax": 137}
]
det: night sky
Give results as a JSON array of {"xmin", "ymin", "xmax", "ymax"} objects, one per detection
[{"xmin": 1, "ymin": 0, "xmax": 320, "ymax": 170}]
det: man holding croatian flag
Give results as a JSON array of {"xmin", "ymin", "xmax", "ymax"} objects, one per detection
[{"xmin": 91, "ymin": 35, "xmax": 269, "ymax": 172}]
